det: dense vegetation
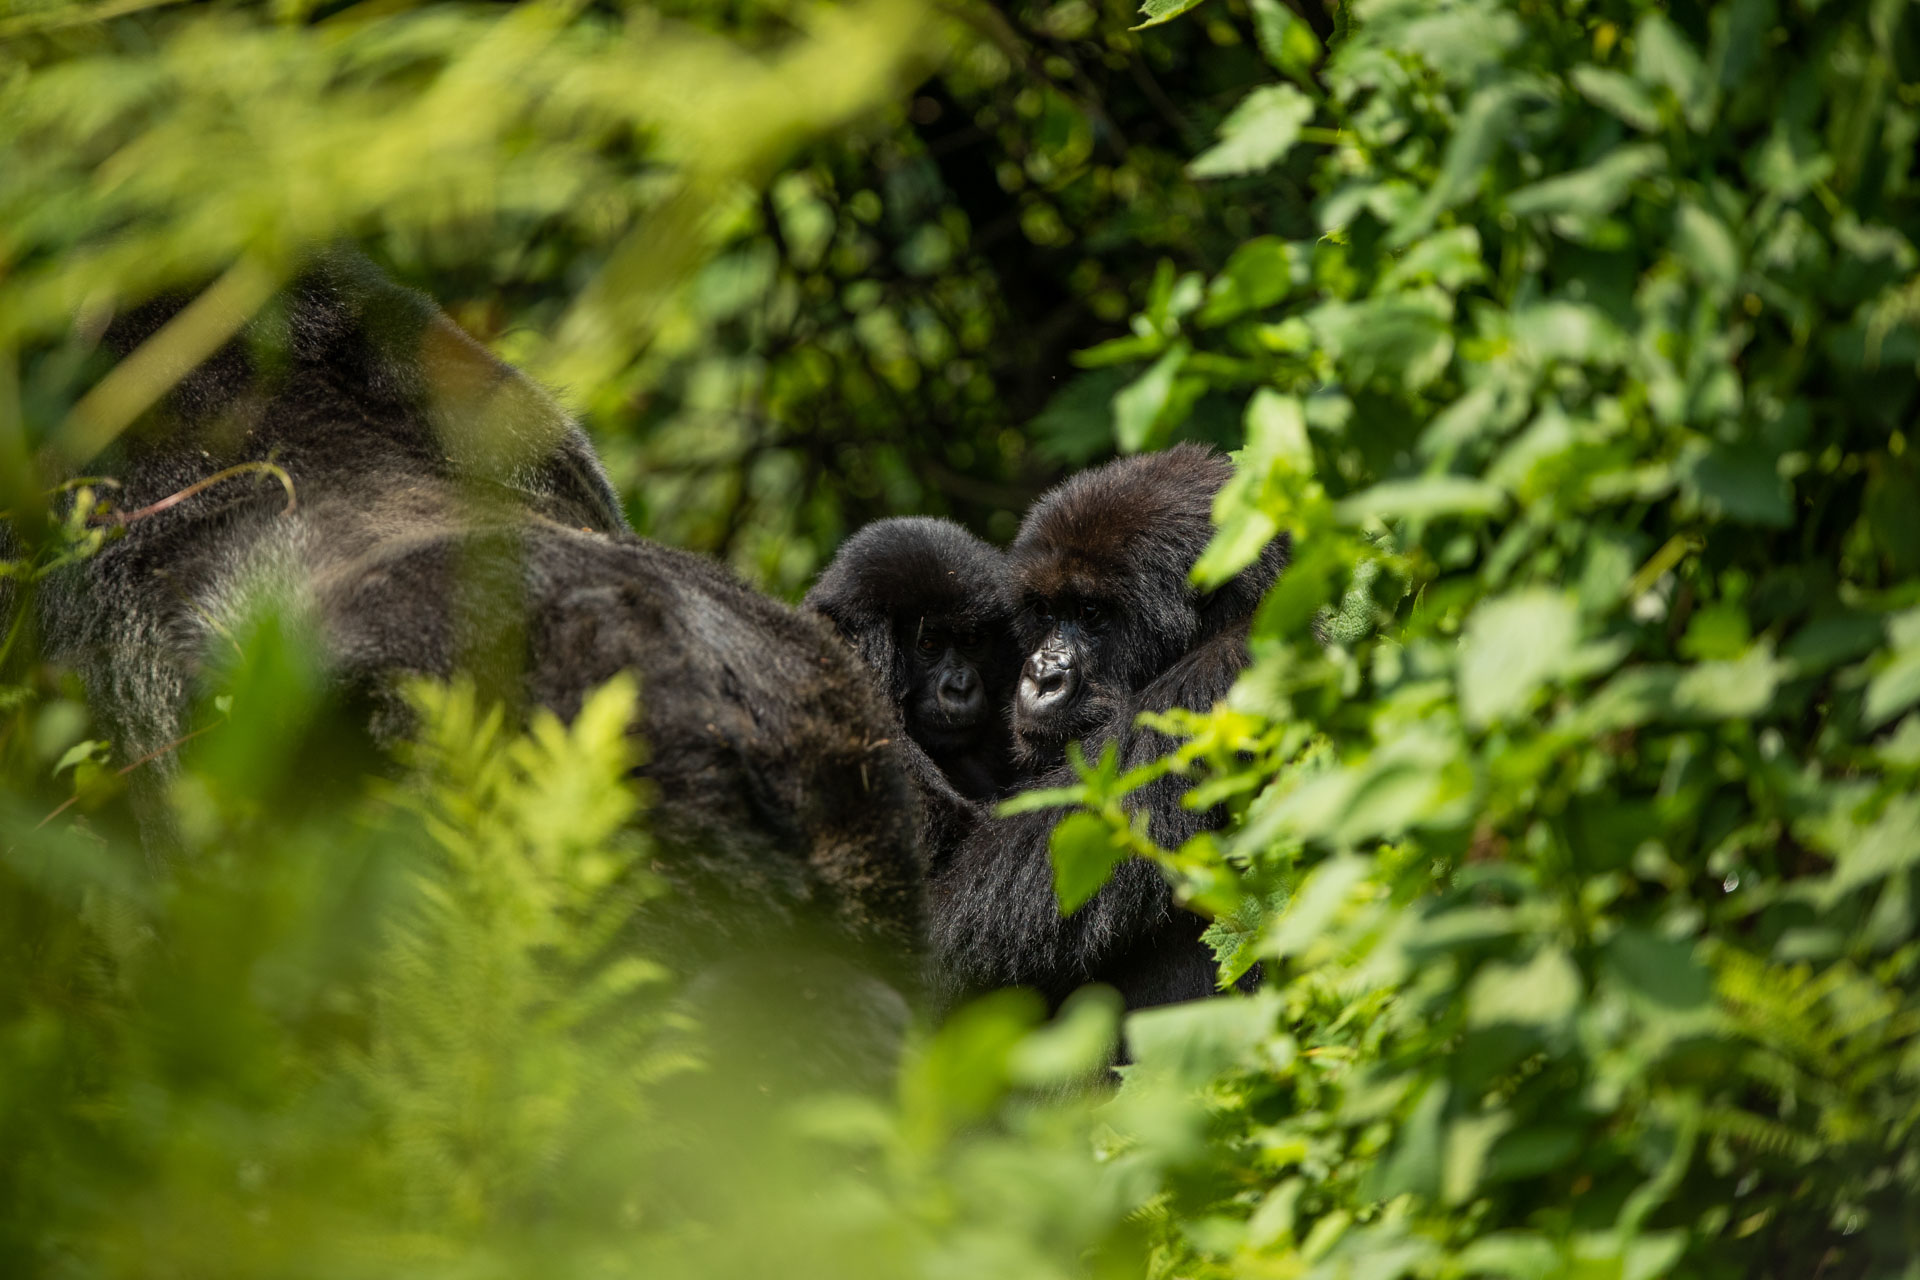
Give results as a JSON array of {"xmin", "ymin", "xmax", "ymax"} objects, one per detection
[{"xmin": 5, "ymin": 0, "xmax": 1920, "ymax": 1276}]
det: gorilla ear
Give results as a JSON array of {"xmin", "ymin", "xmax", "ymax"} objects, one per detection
[
  {"xmin": 804, "ymin": 579, "xmax": 911, "ymax": 707},
  {"xmin": 853, "ymin": 612, "xmax": 911, "ymax": 707}
]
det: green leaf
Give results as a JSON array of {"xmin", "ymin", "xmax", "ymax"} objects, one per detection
[
  {"xmin": 1393, "ymin": 80, "xmax": 1530, "ymax": 245},
  {"xmin": 1379, "ymin": 227, "xmax": 1487, "ymax": 293},
  {"xmin": 1050, "ymin": 811, "xmax": 1128, "ymax": 914},
  {"xmin": 1571, "ymin": 65, "xmax": 1662, "ymax": 131},
  {"xmin": 1124, "ymin": 992, "xmax": 1276, "ymax": 1083},
  {"xmin": 1685, "ymin": 442, "xmax": 1793, "ymax": 527},
  {"xmin": 1467, "ymin": 945, "xmax": 1582, "ymax": 1030},
  {"xmin": 1189, "ymin": 84, "xmax": 1316, "ymax": 178},
  {"xmin": 1374, "ymin": 1081, "xmax": 1446, "ymax": 1200},
  {"xmin": 1504, "ymin": 144, "xmax": 1666, "ymax": 221},
  {"xmin": 1192, "ymin": 507, "xmax": 1282, "ymax": 591},
  {"xmin": 1111, "ymin": 341, "xmax": 1189, "ymax": 452},
  {"xmin": 1822, "ymin": 795, "xmax": 1920, "ymax": 903},
  {"xmin": 1669, "ymin": 645, "xmax": 1785, "ymax": 720},
  {"xmin": 1265, "ymin": 854, "xmax": 1369, "ymax": 957},
  {"xmin": 1451, "ymin": 1233, "xmax": 1560, "ymax": 1279},
  {"xmin": 1030, "ymin": 369, "xmax": 1131, "ymax": 466},
  {"xmin": 1132, "ymin": 0, "xmax": 1210, "ymax": 30},
  {"xmin": 1007, "ymin": 986, "xmax": 1122, "ymax": 1085},
  {"xmin": 1635, "ymin": 13, "xmax": 1715, "ymax": 130},
  {"xmin": 1335, "ymin": 475, "xmax": 1508, "ymax": 523},
  {"xmin": 1197, "ymin": 237, "xmax": 1298, "ymax": 326},
  {"xmin": 1242, "ymin": 388, "xmax": 1314, "ymax": 473},
  {"xmin": 1674, "ymin": 202, "xmax": 1740, "ymax": 295},
  {"xmin": 52, "ymin": 738, "xmax": 109, "ymax": 777},
  {"xmin": 1309, "ymin": 293, "xmax": 1456, "ymax": 390},
  {"xmin": 1604, "ymin": 929, "xmax": 1711, "ymax": 1010},
  {"xmin": 1866, "ymin": 647, "xmax": 1920, "ymax": 727},
  {"xmin": 1457, "ymin": 589, "xmax": 1580, "ymax": 728},
  {"xmin": 1248, "ymin": 0, "xmax": 1321, "ymax": 82}
]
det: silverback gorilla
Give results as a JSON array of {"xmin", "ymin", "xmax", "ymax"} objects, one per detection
[
  {"xmin": 32, "ymin": 254, "xmax": 923, "ymax": 981},
  {"xmin": 930, "ymin": 444, "xmax": 1287, "ymax": 1013}
]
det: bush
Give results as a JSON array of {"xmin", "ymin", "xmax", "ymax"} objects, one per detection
[{"xmin": 5, "ymin": 0, "xmax": 1920, "ymax": 1277}]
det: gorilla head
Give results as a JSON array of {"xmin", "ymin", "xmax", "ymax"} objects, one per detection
[
  {"xmin": 805, "ymin": 517, "xmax": 1019, "ymax": 799},
  {"xmin": 1008, "ymin": 443, "xmax": 1285, "ymax": 763}
]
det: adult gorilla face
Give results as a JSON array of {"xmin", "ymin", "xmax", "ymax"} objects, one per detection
[
  {"xmin": 1007, "ymin": 444, "xmax": 1256, "ymax": 763},
  {"xmin": 1012, "ymin": 595, "xmax": 1127, "ymax": 749}
]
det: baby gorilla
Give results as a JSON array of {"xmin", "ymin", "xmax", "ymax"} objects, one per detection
[{"xmin": 806, "ymin": 517, "xmax": 1020, "ymax": 811}]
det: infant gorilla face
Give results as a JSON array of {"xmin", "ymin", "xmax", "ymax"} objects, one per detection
[{"xmin": 902, "ymin": 620, "xmax": 993, "ymax": 739}]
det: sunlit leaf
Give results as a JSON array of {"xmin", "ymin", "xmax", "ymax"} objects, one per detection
[{"xmin": 1189, "ymin": 85, "xmax": 1315, "ymax": 178}]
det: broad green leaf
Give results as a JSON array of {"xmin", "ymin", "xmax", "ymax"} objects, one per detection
[
  {"xmin": 1457, "ymin": 589, "xmax": 1579, "ymax": 727},
  {"xmin": 1511, "ymin": 301, "xmax": 1630, "ymax": 367},
  {"xmin": 1111, "ymin": 341, "xmax": 1189, "ymax": 452},
  {"xmin": 1783, "ymin": 611, "xmax": 1886, "ymax": 672},
  {"xmin": 1309, "ymin": 293, "xmax": 1456, "ymax": 390},
  {"xmin": 1248, "ymin": 0, "xmax": 1320, "ymax": 82},
  {"xmin": 1197, "ymin": 237, "xmax": 1298, "ymax": 326},
  {"xmin": 1193, "ymin": 507, "xmax": 1282, "ymax": 591},
  {"xmin": 1335, "ymin": 475, "xmax": 1508, "ymax": 523},
  {"xmin": 1505, "ymin": 144, "xmax": 1666, "ymax": 221},
  {"xmin": 1635, "ymin": 12, "xmax": 1715, "ymax": 130},
  {"xmin": 1266, "ymin": 854, "xmax": 1369, "ymax": 957},
  {"xmin": 1050, "ymin": 811, "xmax": 1128, "ymax": 914},
  {"xmin": 1443, "ymin": 1110, "xmax": 1512, "ymax": 1204},
  {"xmin": 1379, "ymin": 227, "xmax": 1486, "ymax": 293},
  {"xmin": 1451, "ymin": 1233, "xmax": 1560, "ymax": 1278},
  {"xmin": 1132, "ymin": 0, "xmax": 1210, "ymax": 29},
  {"xmin": 1605, "ymin": 929, "xmax": 1711, "ymax": 1010},
  {"xmin": 1866, "ymin": 646, "xmax": 1920, "ymax": 727},
  {"xmin": 1669, "ymin": 645, "xmax": 1785, "ymax": 720},
  {"xmin": 1571, "ymin": 65, "xmax": 1662, "ymax": 131},
  {"xmin": 1374, "ymin": 1081, "xmax": 1446, "ymax": 1200},
  {"xmin": 1242, "ymin": 387, "xmax": 1313, "ymax": 473},
  {"xmin": 1394, "ymin": 80, "xmax": 1531, "ymax": 244},
  {"xmin": 1189, "ymin": 84, "xmax": 1315, "ymax": 178},
  {"xmin": 1007, "ymin": 986, "xmax": 1122, "ymax": 1085},
  {"xmin": 52, "ymin": 737, "xmax": 109, "ymax": 777},
  {"xmin": 1124, "ymin": 991, "xmax": 1276, "ymax": 1083},
  {"xmin": 1822, "ymin": 795, "xmax": 1920, "ymax": 903},
  {"xmin": 1467, "ymin": 945, "xmax": 1582, "ymax": 1029},
  {"xmin": 1674, "ymin": 202, "xmax": 1740, "ymax": 294},
  {"xmin": 1685, "ymin": 442, "xmax": 1793, "ymax": 527}
]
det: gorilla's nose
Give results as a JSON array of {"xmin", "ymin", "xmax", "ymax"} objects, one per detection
[
  {"xmin": 937, "ymin": 666, "xmax": 983, "ymax": 720},
  {"xmin": 1018, "ymin": 648, "xmax": 1077, "ymax": 715}
]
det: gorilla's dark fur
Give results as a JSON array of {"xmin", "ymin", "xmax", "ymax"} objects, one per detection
[
  {"xmin": 930, "ymin": 444, "xmax": 1286, "ymax": 1014},
  {"xmin": 805, "ymin": 517, "xmax": 1019, "ymax": 800},
  {"xmin": 32, "ymin": 255, "xmax": 923, "ymax": 980}
]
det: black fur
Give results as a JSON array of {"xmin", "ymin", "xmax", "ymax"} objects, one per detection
[
  {"xmin": 930, "ymin": 444, "xmax": 1287, "ymax": 1014},
  {"xmin": 31, "ymin": 253, "xmax": 924, "ymax": 980},
  {"xmin": 805, "ymin": 517, "xmax": 1019, "ymax": 871},
  {"xmin": 805, "ymin": 518, "xmax": 1018, "ymax": 797}
]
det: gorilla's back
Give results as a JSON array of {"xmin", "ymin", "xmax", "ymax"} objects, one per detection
[{"xmin": 36, "ymin": 255, "xmax": 924, "ymax": 976}]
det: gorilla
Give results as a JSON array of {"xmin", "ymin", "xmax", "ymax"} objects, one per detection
[
  {"xmin": 805, "ymin": 517, "xmax": 1019, "ymax": 803},
  {"xmin": 930, "ymin": 443, "xmax": 1286, "ymax": 1014},
  {"xmin": 28, "ymin": 253, "xmax": 923, "ymax": 984}
]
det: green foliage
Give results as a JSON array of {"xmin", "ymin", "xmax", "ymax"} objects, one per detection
[
  {"xmin": 1040, "ymin": 0, "xmax": 1920, "ymax": 1273},
  {"xmin": 9, "ymin": 0, "xmax": 1920, "ymax": 1276}
]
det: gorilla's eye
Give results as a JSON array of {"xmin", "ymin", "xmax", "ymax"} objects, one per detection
[
  {"xmin": 1078, "ymin": 602, "xmax": 1103, "ymax": 623},
  {"xmin": 1034, "ymin": 603, "xmax": 1055, "ymax": 626},
  {"xmin": 917, "ymin": 632, "xmax": 941, "ymax": 654}
]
